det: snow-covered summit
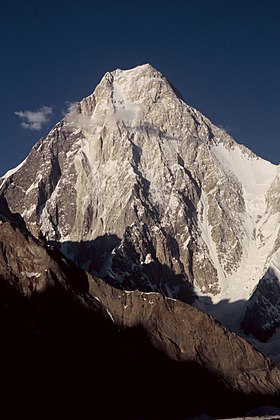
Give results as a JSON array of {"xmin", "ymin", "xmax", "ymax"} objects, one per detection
[{"xmin": 113, "ymin": 63, "xmax": 162, "ymax": 77}]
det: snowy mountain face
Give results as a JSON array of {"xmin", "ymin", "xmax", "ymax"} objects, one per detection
[{"xmin": 1, "ymin": 64, "xmax": 280, "ymax": 344}]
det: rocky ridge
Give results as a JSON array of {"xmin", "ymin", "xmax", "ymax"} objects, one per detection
[{"xmin": 242, "ymin": 267, "xmax": 280, "ymax": 342}]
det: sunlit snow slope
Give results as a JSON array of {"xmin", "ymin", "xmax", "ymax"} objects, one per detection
[{"xmin": 208, "ymin": 143, "xmax": 279, "ymax": 303}]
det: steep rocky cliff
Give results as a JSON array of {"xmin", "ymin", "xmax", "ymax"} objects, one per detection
[{"xmin": 242, "ymin": 267, "xmax": 280, "ymax": 341}]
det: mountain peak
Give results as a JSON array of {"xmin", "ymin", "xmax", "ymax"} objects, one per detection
[
  {"xmin": 113, "ymin": 63, "xmax": 161, "ymax": 77},
  {"xmin": 70, "ymin": 62, "xmax": 184, "ymax": 130},
  {"xmin": 111, "ymin": 63, "xmax": 185, "ymax": 100},
  {"xmin": 103, "ymin": 62, "xmax": 176, "ymax": 102},
  {"xmin": 1, "ymin": 64, "xmax": 280, "ymax": 364}
]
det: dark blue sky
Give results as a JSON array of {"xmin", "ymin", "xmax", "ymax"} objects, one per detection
[{"xmin": 1, "ymin": 0, "xmax": 279, "ymax": 175}]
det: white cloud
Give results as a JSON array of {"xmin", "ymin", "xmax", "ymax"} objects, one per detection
[
  {"xmin": 64, "ymin": 101, "xmax": 97, "ymax": 131},
  {"xmin": 65, "ymin": 101, "xmax": 78, "ymax": 114},
  {"xmin": 218, "ymin": 124, "xmax": 239, "ymax": 135},
  {"xmin": 15, "ymin": 106, "xmax": 53, "ymax": 131},
  {"xmin": 63, "ymin": 100, "xmax": 141, "ymax": 133}
]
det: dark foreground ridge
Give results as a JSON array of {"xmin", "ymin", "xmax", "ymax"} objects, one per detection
[{"xmin": 0, "ymin": 209, "xmax": 280, "ymax": 419}]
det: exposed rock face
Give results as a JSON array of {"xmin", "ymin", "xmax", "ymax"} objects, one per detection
[
  {"xmin": 242, "ymin": 267, "xmax": 280, "ymax": 341},
  {"xmin": 0, "ymin": 213, "xmax": 280, "ymax": 418},
  {"xmin": 0, "ymin": 64, "xmax": 280, "ymax": 340},
  {"xmin": 88, "ymin": 277, "xmax": 280, "ymax": 399},
  {"xmin": 0, "ymin": 213, "xmax": 87, "ymax": 297}
]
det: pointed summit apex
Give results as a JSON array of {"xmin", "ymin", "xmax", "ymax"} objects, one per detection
[
  {"xmin": 93, "ymin": 62, "xmax": 184, "ymax": 108},
  {"xmin": 109, "ymin": 63, "xmax": 165, "ymax": 86},
  {"xmin": 113, "ymin": 63, "xmax": 162, "ymax": 77},
  {"xmin": 110, "ymin": 63, "xmax": 184, "ymax": 101}
]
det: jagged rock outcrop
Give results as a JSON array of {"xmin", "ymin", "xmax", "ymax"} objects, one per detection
[
  {"xmin": 88, "ymin": 277, "xmax": 280, "ymax": 398},
  {"xmin": 242, "ymin": 267, "xmax": 280, "ymax": 341},
  {"xmin": 0, "ymin": 211, "xmax": 280, "ymax": 418}
]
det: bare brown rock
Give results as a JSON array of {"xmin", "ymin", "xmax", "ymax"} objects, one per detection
[{"xmin": 88, "ymin": 277, "xmax": 280, "ymax": 397}]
